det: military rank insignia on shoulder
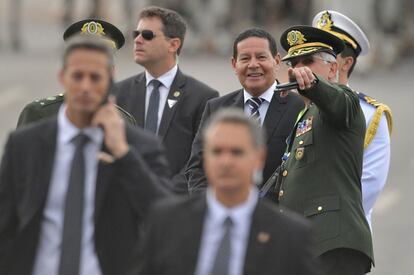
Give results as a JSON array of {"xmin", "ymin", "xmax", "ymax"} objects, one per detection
[
  {"xmin": 357, "ymin": 92, "xmax": 393, "ymax": 148},
  {"xmin": 35, "ymin": 93, "xmax": 65, "ymax": 107}
]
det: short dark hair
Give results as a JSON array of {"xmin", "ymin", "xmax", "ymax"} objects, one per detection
[
  {"xmin": 233, "ymin": 28, "xmax": 277, "ymax": 59},
  {"xmin": 203, "ymin": 108, "xmax": 266, "ymax": 148},
  {"xmin": 340, "ymin": 43, "xmax": 358, "ymax": 77},
  {"xmin": 139, "ymin": 6, "xmax": 187, "ymax": 55},
  {"xmin": 63, "ymin": 35, "xmax": 114, "ymax": 70}
]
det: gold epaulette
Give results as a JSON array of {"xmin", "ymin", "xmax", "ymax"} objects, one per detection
[{"xmin": 362, "ymin": 95, "xmax": 393, "ymax": 149}]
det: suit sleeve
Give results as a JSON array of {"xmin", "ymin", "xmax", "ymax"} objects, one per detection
[
  {"xmin": 185, "ymin": 100, "xmax": 213, "ymax": 194},
  {"xmin": 132, "ymin": 205, "xmax": 161, "ymax": 275},
  {"xmin": 361, "ymin": 112, "xmax": 391, "ymax": 218},
  {"xmin": 0, "ymin": 135, "xmax": 18, "ymax": 271},
  {"xmin": 111, "ymin": 131, "xmax": 172, "ymax": 218},
  {"xmin": 16, "ymin": 103, "xmax": 42, "ymax": 128},
  {"xmin": 170, "ymin": 89, "xmax": 219, "ymax": 193},
  {"xmin": 291, "ymin": 224, "xmax": 322, "ymax": 275},
  {"xmin": 299, "ymin": 76, "xmax": 362, "ymax": 128}
]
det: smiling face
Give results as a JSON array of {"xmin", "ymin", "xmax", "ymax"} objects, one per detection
[{"xmin": 232, "ymin": 37, "xmax": 280, "ymax": 97}]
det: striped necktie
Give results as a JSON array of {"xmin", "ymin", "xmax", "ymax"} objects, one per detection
[{"xmin": 248, "ymin": 97, "xmax": 264, "ymax": 123}]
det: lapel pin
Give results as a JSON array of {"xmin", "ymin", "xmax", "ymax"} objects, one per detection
[
  {"xmin": 167, "ymin": 99, "xmax": 178, "ymax": 108},
  {"xmin": 97, "ymin": 152, "xmax": 115, "ymax": 164},
  {"xmin": 257, "ymin": 231, "xmax": 270, "ymax": 243},
  {"xmin": 173, "ymin": 91, "xmax": 181, "ymax": 98}
]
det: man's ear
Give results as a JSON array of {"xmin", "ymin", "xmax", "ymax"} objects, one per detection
[
  {"xmin": 341, "ymin": 56, "xmax": 354, "ymax": 73},
  {"xmin": 328, "ymin": 61, "xmax": 338, "ymax": 82},
  {"xmin": 273, "ymin": 53, "xmax": 281, "ymax": 75},
  {"xmin": 168, "ymin": 38, "xmax": 181, "ymax": 54},
  {"xmin": 231, "ymin": 56, "xmax": 237, "ymax": 73},
  {"xmin": 255, "ymin": 146, "xmax": 267, "ymax": 171}
]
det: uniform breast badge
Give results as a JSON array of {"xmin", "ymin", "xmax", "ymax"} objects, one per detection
[
  {"xmin": 295, "ymin": 116, "xmax": 313, "ymax": 137},
  {"xmin": 295, "ymin": 147, "xmax": 305, "ymax": 160}
]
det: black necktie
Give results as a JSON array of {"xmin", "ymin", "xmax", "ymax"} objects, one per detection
[
  {"xmin": 248, "ymin": 97, "xmax": 264, "ymax": 123},
  {"xmin": 210, "ymin": 216, "xmax": 233, "ymax": 275},
  {"xmin": 58, "ymin": 133, "xmax": 89, "ymax": 275},
  {"xmin": 145, "ymin": 79, "xmax": 162, "ymax": 134}
]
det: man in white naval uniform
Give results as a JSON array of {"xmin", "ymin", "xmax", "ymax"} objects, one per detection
[{"xmin": 313, "ymin": 10, "xmax": 393, "ymax": 229}]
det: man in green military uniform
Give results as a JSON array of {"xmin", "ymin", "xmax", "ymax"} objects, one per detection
[
  {"xmin": 276, "ymin": 26, "xmax": 373, "ymax": 274},
  {"xmin": 16, "ymin": 19, "xmax": 136, "ymax": 127}
]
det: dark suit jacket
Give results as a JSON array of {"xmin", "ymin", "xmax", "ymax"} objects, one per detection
[
  {"xmin": 134, "ymin": 194, "xmax": 319, "ymax": 275},
  {"xmin": 0, "ymin": 118, "xmax": 171, "ymax": 275},
  {"xmin": 278, "ymin": 77, "xmax": 374, "ymax": 263},
  {"xmin": 185, "ymin": 89, "xmax": 304, "ymax": 193},
  {"xmin": 114, "ymin": 69, "xmax": 219, "ymax": 193},
  {"xmin": 16, "ymin": 93, "xmax": 137, "ymax": 127}
]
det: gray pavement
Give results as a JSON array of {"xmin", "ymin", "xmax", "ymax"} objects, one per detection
[{"xmin": 1, "ymin": 8, "xmax": 414, "ymax": 275}]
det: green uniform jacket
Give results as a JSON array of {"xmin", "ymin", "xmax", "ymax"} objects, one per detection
[
  {"xmin": 16, "ymin": 94, "xmax": 136, "ymax": 128},
  {"xmin": 278, "ymin": 77, "xmax": 374, "ymax": 263}
]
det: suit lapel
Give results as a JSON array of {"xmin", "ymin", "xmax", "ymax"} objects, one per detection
[
  {"xmin": 263, "ymin": 91, "xmax": 288, "ymax": 143},
  {"xmin": 179, "ymin": 196, "xmax": 207, "ymax": 274},
  {"xmin": 94, "ymin": 144, "xmax": 114, "ymax": 221},
  {"xmin": 232, "ymin": 89, "xmax": 245, "ymax": 108},
  {"xmin": 243, "ymin": 201, "xmax": 270, "ymax": 275},
  {"xmin": 157, "ymin": 69, "xmax": 186, "ymax": 140},
  {"xmin": 131, "ymin": 73, "xmax": 147, "ymax": 127},
  {"xmin": 20, "ymin": 120, "xmax": 57, "ymax": 230}
]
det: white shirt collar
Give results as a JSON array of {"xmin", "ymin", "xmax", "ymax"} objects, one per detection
[
  {"xmin": 145, "ymin": 64, "xmax": 178, "ymax": 89},
  {"xmin": 206, "ymin": 187, "xmax": 258, "ymax": 226},
  {"xmin": 58, "ymin": 104, "xmax": 103, "ymax": 146},
  {"xmin": 243, "ymin": 81, "xmax": 276, "ymax": 104}
]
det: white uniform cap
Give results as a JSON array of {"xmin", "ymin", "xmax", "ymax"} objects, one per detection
[{"xmin": 312, "ymin": 10, "xmax": 370, "ymax": 56}]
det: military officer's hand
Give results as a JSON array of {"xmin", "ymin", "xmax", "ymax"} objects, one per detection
[
  {"xmin": 92, "ymin": 96, "xmax": 129, "ymax": 159},
  {"xmin": 288, "ymin": 67, "xmax": 316, "ymax": 90}
]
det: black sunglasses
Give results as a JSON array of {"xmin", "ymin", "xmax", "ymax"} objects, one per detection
[{"xmin": 132, "ymin": 30, "xmax": 156, "ymax": 41}]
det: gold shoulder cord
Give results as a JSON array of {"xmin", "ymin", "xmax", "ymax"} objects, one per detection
[{"xmin": 364, "ymin": 96, "xmax": 393, "ymax": 149}]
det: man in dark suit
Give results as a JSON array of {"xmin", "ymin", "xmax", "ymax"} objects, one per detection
[
  {"xmin": 114, "ymin": 6, "xmax": 219, "ymax": 193},
  {"xmin": 0, "ymin": 36, "xmax": 171, "ymax": 275},
  {"xmin": 277, "ymin": 26, "xmax": 373, "ymax": 274},
  {"xmin": 185, "ymin": 28, "xmax": 304, "ymax": 193},
  {"xmin": 135, "ymin": 109, "xmax": 318, "ymax": 275}
]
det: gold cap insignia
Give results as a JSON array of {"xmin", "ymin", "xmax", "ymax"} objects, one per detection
[
  {"xmin": 316, "ymin": 11, "xmax": 333, "ymax": 31},
  {"xmin": 173, "ymin": 91, "xmax": 181, "ymax": 98},
  {"xmin": 81, "ymin": 21, "xmax": 106, "ymax": 36},
  {"xmin": 257, "ymin": 231, "xmax": 270, "ymax": 243},
  {"xmin": 287, "ymin": 30, "xmax": 307, "ymax": 47}
]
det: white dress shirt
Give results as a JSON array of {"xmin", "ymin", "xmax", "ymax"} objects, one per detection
[
  {"xmin": 243, "ymin": 81, "xmax": 276, "ymax": 126},
  {"xmin": 194, "ymin": 187, "xmax": 259, "ymax": 275},
  {"xmin": 145, "ymin": 64, "xmax": 178, "ymax": 132},
  {"xmin": 32, "ymin": 105, "xmax": 104, "ymax": 275},
  {"xmin": 359, "ymin": 99, "xmax": 391, "ymax": 229}
]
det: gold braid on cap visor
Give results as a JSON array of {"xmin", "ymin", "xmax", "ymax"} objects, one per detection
[
  {"xmin": 325, "ymin": 30, "xmax": 358, "ymax": 50},
  {"xmin": 287, "ymin": 42, "xmax": 333, "ymax": 57}
]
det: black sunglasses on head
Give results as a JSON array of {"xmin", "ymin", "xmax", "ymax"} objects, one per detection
[{"xmin": 132, "ymin": 30, "xmax": 156, "ymax": 40}]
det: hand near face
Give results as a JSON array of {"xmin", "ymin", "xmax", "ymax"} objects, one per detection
[
  {"xmin": 287, "ymin": 67, "xmax": 316, "ymax": 91},
  {"xmin": 92, "ymin": 96, "xmax": 129, "ymax": 159}
]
